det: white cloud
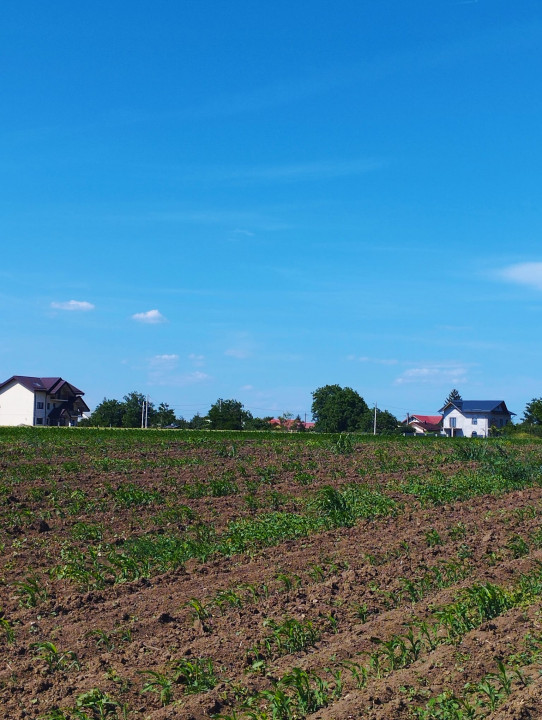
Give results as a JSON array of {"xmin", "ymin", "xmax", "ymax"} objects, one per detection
[
  {"xmin": 132, "ymin": 309, "xmax": 166, "ymax": 324},
  {"xmin": 188, "ymin": 353, "xmax": 205, "ymax": 367},
  {"xmin": 220, "ymin": 158, "xmax": 384, "ymax": 184},
  {"xmin": 150, "ymin": 354, "xmax": 179, "ymax": 369},
  {"xmin": 498, "ymin": 262, "xmax": 542, "ymax": 291},
  {"xmin": 225, "ymin": 348, "xmax": 250, "ymax": 359},
  {"xmin": 394, "ymin": 363, "xmax": 469, "ymax": 386},
  {"xmin": 184, "ymin": 371, "xmax": 210, "ymax": 384},
  {"xmin": 231, "ymin": 228, "xmax": 255, "ymax": 238},
  {"xmin": 241, "ymin": 384, "xmax": 254, "ymax": 391},
  {"xmin": 347, "ymin": 355, "xmax": 398, "ymax": 366},
  {"xmin": 51, "ymin": 300, "xmax": 95, "ymax": 311}
]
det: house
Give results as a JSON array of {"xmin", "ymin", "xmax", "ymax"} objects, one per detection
[
  {"xmin": 0, "ymin": 376, "xmax": 89, "ymax": 427},
  {"xmin": 439, "ymin": 400, "xmax": 515, "ymax": 438},
  {"xmin": 403, "ymin": 414, "xmax": 443, "ymax": 435},
  {"xmin": 269, "ymin": 417, "xmax": 315, "ymax": 431}
]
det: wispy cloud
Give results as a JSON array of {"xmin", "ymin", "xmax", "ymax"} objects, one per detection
[
  {"xmin": 497, "ymin": 262, "xmax": 542, "ymax": 291},
  {"xmin": 148, "ymin": 352, "xmax": 211, "ymax": 387},
  {"xmin": 225, "ymin": 348, "xmax": 251, "ymax": 359},
  {"xmin": 230, "ymin": 228, "xmax": 255, "ymax": 238},
  {"xmin": 203, "ymin": 158, "xmax": 385, "ymax": 185},
  {"xmin": 132, "ymin": 309, "xmax": 167, "ymax": 324},
  {"xmin": 150, "ymin": 354, "xmax": 179, "ymax": 369},
  {"xmin": 188, "ymin": 353, "xmax": 205, "ymax": 367},
  {"xmin": 150, "ymin": 370, "xmax": 211, "ymax": 387},
  {"xmin": 394, "ymin": 362, "xmax": 470, "ymax": 386},
  {"xmin": 51, "ymin": 300, "xmax": 95, "ymax": 311},
  {"xmin": 347, "ymin": 355, "xmax": 398, "ymax": 366}
]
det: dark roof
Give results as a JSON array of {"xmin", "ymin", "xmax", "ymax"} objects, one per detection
[
  {"xmin": 439, "ymin": 400, "xmax": 515, "ymax": 415},
  {"xmin": 0, "ymin": 376, "xmax": 85, "ymax": 397}
]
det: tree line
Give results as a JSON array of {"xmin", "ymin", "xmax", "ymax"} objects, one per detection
[
  {"xmin": 80, "ymin": 387, "xmax": 542, "ymax": 433},
  {"xmin": 81, "ymin": 385, "xmax": 399, "ymax": 433}
]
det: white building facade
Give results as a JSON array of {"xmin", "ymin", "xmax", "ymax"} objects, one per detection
[
  {"xmin": 439, "ymin": 400, "xmax": 514, "ymax": 438},
  {"xmin": 0, "ymin": 376, "xmax": 89, "ymax": 426}
]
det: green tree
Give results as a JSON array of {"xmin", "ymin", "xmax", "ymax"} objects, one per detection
[
  {"xmin": 87, "ymin": 398, "xmax": 125, "ymax": 427},
  {"xmin": 244, "ymin": 415, "xmax": 273, "ymax": 430},
  {"xmin": 189, "ymin": 413, "xmax": 208, "ymax": 429},
  {"xmin": 208, "ymin": 398, "xmax": 251, "ymax": 430},
  {"xmin": 523, "ymin": 397, "xmax": 542, "ymax": 425},
  {"xmin": 311, "ymin": 385, "xmax": 369, "ymax": 433},
  {"xmin": 122, "ymin": 391, "xmax": 155, "ymax": 428},
  {"xmin": 373, "ymin": 408, "xmax": 399, "ymax": 433},
  {"xmin": 445, "ymin": 389, "xmax": 462, "ymax": 405},
  {"xmin": 153, "ymin": 402, "xmax": 177, "ymax": 427}
]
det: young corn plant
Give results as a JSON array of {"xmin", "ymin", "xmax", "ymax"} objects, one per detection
[
  {"xmin": 185, "ymin": 597, "xmax": 213, "ymax": 633},
  {"xmin": 173, "ymin": 656, "xmax": 217, "ymax": 693},
  {"xmin": 74, "ymin": 688, "xmax": 125, "ymax": 719},
  {"xmin": 14, "ymin": 574, "xmax": 48, "ymax": 607},
  {"xmin": 259, "ymin": 617, "xmax": 321, "ymax": 657},
  {"xmin": 0, "ymin": 609, "xmax": 15, "ymax": 644},
  {"xmin": 139, "ymin": 669, "xmax": 174, "ymax": 706},
  {"xmin": 31, "ymin": 641, "xmax": 81, "ymax": 672}
]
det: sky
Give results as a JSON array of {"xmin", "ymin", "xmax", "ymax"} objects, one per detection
[{"xmin": 1, "ymin": 0, "xmax": 542, "ymax": 422}]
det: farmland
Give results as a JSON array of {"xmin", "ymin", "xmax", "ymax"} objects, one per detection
[{"xmin": 1, "ymin": 428, "xmax": 542, "ymax": 719}]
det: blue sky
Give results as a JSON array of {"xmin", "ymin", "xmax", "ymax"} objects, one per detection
[{"xmin": 2, "ymin": 0, "xmax": 542, "ymax": 421}]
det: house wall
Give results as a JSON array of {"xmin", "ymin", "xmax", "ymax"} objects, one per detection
[
  {"xmin": 34, "ymin": 391, "xmax": 47, "ymax": 426},
  {"xmin": 0, "ymin": 382, "xmax": 35, "ymax": 426},
  {"xmin": 443, "ymin": 408, "xmax": 491, "ymax": 437}
]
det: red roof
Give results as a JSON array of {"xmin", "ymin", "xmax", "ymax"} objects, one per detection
[
  {"xmin": 270, "ymin": 418, "xmax": 315, "ymax": 430},
  {"xmin": 410, "ymin": 415, "xmax": 442, "ymax": 425}
]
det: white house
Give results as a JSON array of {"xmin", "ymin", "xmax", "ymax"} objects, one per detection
[
  {"xmin": 439, "ymin": 400, "xmax": 515, "ymax": 438},
  {"xmin": 0, "ymin": 376, "xmax": 89, "ymax": 427}
]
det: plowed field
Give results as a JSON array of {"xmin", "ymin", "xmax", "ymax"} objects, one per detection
[{"xmin": 1, "ymin": 428, "xmax": 542, "ymax": 719}]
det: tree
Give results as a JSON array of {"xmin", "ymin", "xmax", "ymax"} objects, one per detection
[
  {"xmin": 523, "ymin": 398, "xmax": 542, "ymax": 425},
  {"xmin": 122, "ymin": 391, "xmax": 155, "ymax": 428},
  {"xmin": 373, "ymin": 408, "xmax": 399, "ymax": 433},
  {"xmin": 445, "ymin": 389, "xmax": 462, "ymax": 405},
  {"xmin": 189, "ymin": 413, "xmax": 208, "ymax": 429},
  {"xmin": 311, "ymin": 385, "xmax": 369, "ymax": 433},
  {"xmin": 244, "ymin": 415, "xmax": 273, "ymax": 430},
  {"xmin": 87, "ymin": 398, "xmax": 125, "ymax": 427},
  {"xmin": 153, "ymin": 402, "xmax": 177, "ymax": 428},
  {"xmin": 207, "ymin": 399, "xmax": 251, "ymax": 430}
]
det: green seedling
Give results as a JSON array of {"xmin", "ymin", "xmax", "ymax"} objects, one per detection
[
  {"xmin": 185, "ymin": 598, "xmax": 212, "ymax": 633},
  {"xmin": 139, "ymin": 669, "xmax": 174, "ymax": 706},
  {"xmin": 15, "ymin": 574, "xmax": 48, "ymax": 607},
  {"xmin": 31, "ymin": 641, "xmax": 80, "ymax": 672},
  {"xmin": 173, "ymin": 656, "xmax": 217, "ymax": 693}
]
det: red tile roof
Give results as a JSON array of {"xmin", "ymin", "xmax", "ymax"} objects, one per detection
[
  {"xmin": 410, "ymin": 415, "xmax": 442, "ymax": 425},
  {"xmin": 270, "ymin": 418, "xmax": 315, "ymax": 429}
]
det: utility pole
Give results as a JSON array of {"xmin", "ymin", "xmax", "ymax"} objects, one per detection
[
  {"xmin": 373, "ymin": 402, "xmax": 377, "ymax": 435},
  {"xmin": 141, "ymin": 400, "xmax": 145, "ymax": 429},
  {"xmin": 145, "ymin": 395, "xmax": 149, "ymax": 429}
]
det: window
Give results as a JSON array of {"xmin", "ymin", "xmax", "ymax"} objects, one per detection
[
  {"xmin": 472, "ymin": 417, "xmax": 477, "ymax": 425},
  {"xmin": 36, "ymin": 401, "xmax": 44, "ymax": 409},
  {"xmin": 36, "ymin": 418, "xmax": 43, "ymax": 425},
  {"xmin": 449, "ymin": 417, "xmax": 456, "ymax": 428}
]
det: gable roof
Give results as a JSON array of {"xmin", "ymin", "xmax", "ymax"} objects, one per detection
[
  {"xmin": 269, "ymin": 418, "xmax": 315, "ymax": 429},
  {"xmin": 0, "ymin": 376, "xmax": 85, "ymax": 397},
  {"xmin": 409, "ymin": 414, "xmax": 442, "ymax": 425},
  {"xmin": 439, "ymin": 400, "xmax": 515, "ymax": 415}
]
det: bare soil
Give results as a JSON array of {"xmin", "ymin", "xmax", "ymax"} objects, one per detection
[{"xmin": 1, "ymin": 430, "xmax": 542, "ymax": 719}]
